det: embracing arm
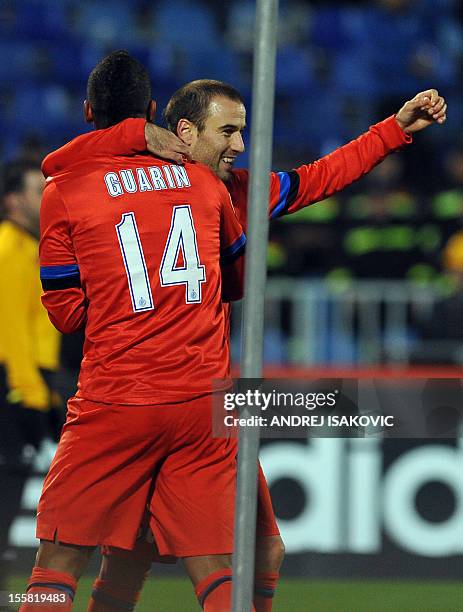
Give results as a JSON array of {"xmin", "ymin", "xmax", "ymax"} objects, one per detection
[{"xmin": 41, "ymin": 119, "xmax": 190, "ymax": 178}]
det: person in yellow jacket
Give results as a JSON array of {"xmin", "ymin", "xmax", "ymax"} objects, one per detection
[{"xmin": 0, "ymin": 160, "xmax": 61, "ymax": 584}]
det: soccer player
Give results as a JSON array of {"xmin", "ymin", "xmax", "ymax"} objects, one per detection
[
  {"xmin": 20, "ymin": 52, "xmax": 247, "ymax": 612},
  {"xmin": 63, "ymin": 80, "xmax": 446, "ymax": 612},
  {"xmin": 0, "ymin": 161, "xmax": 62, "ymax": 588}
]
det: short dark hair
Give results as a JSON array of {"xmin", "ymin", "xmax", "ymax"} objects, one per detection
[
  {"xmin": 87, "ymin": 50, "xmax": 152, "ymax": 129},
  {"xmin": 2, "ymin": 160, "xmax": 41, "ymax": 197},
  {"xmin": 0, "ymin": 159, "xmax": 41, "ymax": 219},
  {"xmin": 164, "ymin": 79, "xmax": 245, "ymax": 133}
]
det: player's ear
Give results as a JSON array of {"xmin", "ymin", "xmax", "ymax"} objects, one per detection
[
  {"xmin": 177, "ymin": 119, "xmax": 196, "ymax": 145},
  {"xmin": 146, "ymin": 100, "xmax": 156, "ymax": 122},
  {"xmin": 83, "ymin": 100, "xmax": 94, "ymax": 124}
]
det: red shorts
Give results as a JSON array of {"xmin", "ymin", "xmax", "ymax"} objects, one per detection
[
  {"xmin": 102, "ymin": 460, "xmax": 280, "ymax": 564},
  {"xmin": 37, "ymin": 394, "xmax": 238, "ymax": 557},
  {"xmin": 101, "ymin": 460, "xmax": 280, "ymax": 565}
]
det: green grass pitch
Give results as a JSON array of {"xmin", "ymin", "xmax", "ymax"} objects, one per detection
[{"xmin": 7, "ymin": 576, "xmax": 463, "ymax": 611}]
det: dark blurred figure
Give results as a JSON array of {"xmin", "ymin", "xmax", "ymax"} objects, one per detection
[
  {"xmin": 0, "ymin": 161, "xmax": 62, "ymax": 586},
  {"xmin": 411, "ymin": 231, "xmax": 463, "ymax": 364},
  {"xmin": 443, "ymin": 146, "xmax": 463, "ymax": 189},
  {"xmin": 340, "ymin": 155, "xmax": 438, "ymax": 280},
  {"xmin": 17, "ymin": 134, "xmax": 49, "ymax": 165},
  {"xmin": 429, "ymin": 145, "xmax": 463, "ymax": 268}
]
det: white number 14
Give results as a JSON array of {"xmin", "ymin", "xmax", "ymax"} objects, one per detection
[{"xmin": 116, "ymin": 205, "xmax": 206, "ymax": 313}]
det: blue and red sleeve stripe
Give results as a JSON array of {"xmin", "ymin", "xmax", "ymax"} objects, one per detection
[
  {"xmin": 40, "ymin": 264, "xmax": 81, "ymax": 290},
  {"xmin": 271, "ymin": 170, "xmax": 301, "ymax": 219},
  {"xmin": 220, "ymin": 233, "xmax": 246, "ymax": 266}
]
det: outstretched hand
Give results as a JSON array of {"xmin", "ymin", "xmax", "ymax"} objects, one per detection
[
  {"xmin": 144, "ymin": 123, "xmax": 191, "ymax": 164},
  {"xmin": 395, "ymin": 89, "xmax": 447, "ymax": 134}
]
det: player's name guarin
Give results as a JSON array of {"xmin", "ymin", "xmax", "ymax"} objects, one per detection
[{"xmin": 104, "ymin": 164, "xmax": 191, "ymax": 197}]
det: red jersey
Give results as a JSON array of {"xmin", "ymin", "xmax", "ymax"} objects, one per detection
[{"xmin": 40, "ymin": 126, "xmax": 245, "ymax": 404}]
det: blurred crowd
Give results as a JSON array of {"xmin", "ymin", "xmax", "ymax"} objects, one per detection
[{"xmin": 268, "ymin": 149, "xmax": 463, "ymax": 285}]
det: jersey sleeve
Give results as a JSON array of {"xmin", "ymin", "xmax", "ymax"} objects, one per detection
[
  {"xmin": 219, "ymin": 188, "xmax": 246, "ymax": 302},
  {"xmin": 86, "ymin": 118, "xmax": 146, "ymax": 156},
  {"xmin": 41, "ymin": 119, "xmax": 147, "ymax": 177},
  {"xmin": 268, "ymin": 115, "xmax": 413, "ymax": 219},
  {"xmin": 0, "ymin": 251, "xmax": 51, "ymax": 410},
  {"xmin": 39, "ymin": 180, "xmax": 88, "ymax": 334}
]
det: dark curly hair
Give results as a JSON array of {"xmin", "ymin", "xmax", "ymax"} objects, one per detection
[{"xmin": 87, "ymin": 50, "xmax": 151, "ymax": 129}]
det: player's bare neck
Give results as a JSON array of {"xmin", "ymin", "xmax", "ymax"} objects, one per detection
[{"xmin": 94, "ymin": 114, "xmax": 146, "ymax": 130}]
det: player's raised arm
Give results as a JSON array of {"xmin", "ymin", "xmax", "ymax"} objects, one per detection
[
  {"xmin": 39, "ymin": 180, "xmax": 87, "ymax": 334},
  {"xmin": 267, "ymin": 89, "xmax": 447, "ymax": 220}
]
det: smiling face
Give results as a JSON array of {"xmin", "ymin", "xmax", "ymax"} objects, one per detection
[{"xmin": 181, "ymin": 95, "xmax": 246, "ymax": 181}]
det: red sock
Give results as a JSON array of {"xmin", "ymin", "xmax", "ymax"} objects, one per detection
[
  {"xmin": 195, "ymin": 569, "xmax": 256, "ymax": 612},
  {"xmin": 253, "ymin": 572, "xmax": 279, "ymax": 612},
  {"xmin": 20, "ymin": 567, "xmax": 76, "ymax": 611},
  {"xmin": 88, "ymin": 577, "xmax": 143, "ymax": 611},
  {"xmin": 88, "ymin": 543, "xmax": 151, "ymax": 611}
]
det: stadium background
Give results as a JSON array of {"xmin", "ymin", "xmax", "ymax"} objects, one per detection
[{"xmin": 3, "ymin": 0, "xmax": 463, "ymax": 610}]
